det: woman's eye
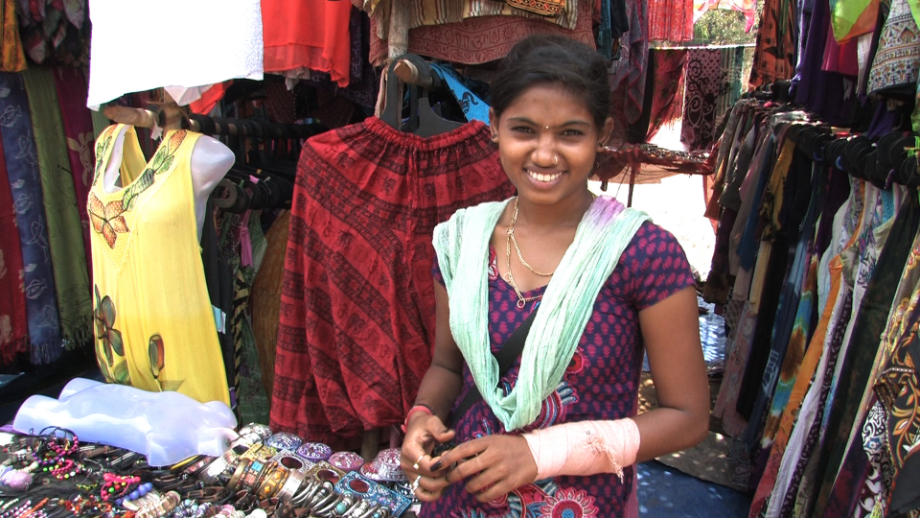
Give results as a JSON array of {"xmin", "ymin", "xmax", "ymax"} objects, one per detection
[
  {"xmin": 562, "ymin": 129, "xmax": 584, "ymax": 136},
  {"xmin": 511, "ymin": 126, "xmax": 534, "ymax": 133}
]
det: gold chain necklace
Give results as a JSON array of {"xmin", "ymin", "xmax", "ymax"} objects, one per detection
[
  {"xmin": 510, "ymin": 197, "xmax": 555, "ymax": 277},
  {"xmin": 501, "ymin": 194, "xmax": 597, "ymax": 309},
  {"xmin": 503, "ymin": 197, "xmax": 552, "ymax": 309}
]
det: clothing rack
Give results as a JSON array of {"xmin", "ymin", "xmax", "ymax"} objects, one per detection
[{"xmin": 650, "ymin": 42, "xmax": 755, "ymax": 50}]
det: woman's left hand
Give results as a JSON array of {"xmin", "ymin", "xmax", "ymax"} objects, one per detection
[{"xmin": 434, "ymin": 434, "xmax": 538, "ymax": 502}]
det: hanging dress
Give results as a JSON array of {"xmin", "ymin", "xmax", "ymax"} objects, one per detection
[{"xmin": 89, "ymin": 124, "xmax": 230, "ymax": 405}]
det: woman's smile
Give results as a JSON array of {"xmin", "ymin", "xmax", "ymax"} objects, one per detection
[{"xmin": 490, "ymin": 82, "xmax": 611, "ymax": 207}]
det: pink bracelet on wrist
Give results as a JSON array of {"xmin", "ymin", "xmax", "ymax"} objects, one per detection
[{"xmin": 401, "ymin": 404, "xmax": 434, "ymax": 433}]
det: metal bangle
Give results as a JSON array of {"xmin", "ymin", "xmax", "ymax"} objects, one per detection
[
  {"xmin": 199, "ymin": 451, "xmax": 234, "ymax": 484},
  {"xmin": 226, "ymin": 459, "xmax": 252, "ymax": 492},
  {"xmin": 314, "ymin": 494, "xmax": 345, "ymax": 516},
  {"xmin": 344, "ymin": 500, "xmax": 369, "ymax": 518},
  {"xmin": 355, "ymin": 503, "xmax": 381, "ymax": 518},
  {"xmin": 342, "ymin": 498, "xmax": 368, "ymax": 518},
  {"xmin": 304, "ymin": 483, "xmax": 329, "ymax": 510},
  {"xmin": 183, "ymin": 456, "xmax": 214, "ymax": 477},
  {"xmin": 304, "ymin": 485, "xmax": 328, "ymax": 509},
  {"xmin": 257, "ymin": 465, "xmax": 289, "ymax": 500},
  {"xmin": 289, "ymin": 479, "xmax": 315, "ymax": 506},
  {"xmin": 309, "ymin": 489, "xmax": 338, "ymax": 513},
  {"xmin": 299, "ymin": 479, "xmax": 323, "ymax": 505},
  {"xmin": 274, "ymin": 470, "xmax": 305, "ymax": 502}
]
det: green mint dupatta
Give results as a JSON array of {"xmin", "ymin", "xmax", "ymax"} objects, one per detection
[{"xmin": 433, "ymin": 195, "xmax": 650, "ymax": 431}]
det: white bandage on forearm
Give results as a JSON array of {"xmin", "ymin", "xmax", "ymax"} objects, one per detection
[{"xmin": 522, "ymin": 418, "xmax": 641, "ymax": 482}]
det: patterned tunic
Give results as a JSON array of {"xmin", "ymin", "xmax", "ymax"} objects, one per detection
[{"xmin": 423, "ymin": 222, "xmax": 694, "ymax": 518}]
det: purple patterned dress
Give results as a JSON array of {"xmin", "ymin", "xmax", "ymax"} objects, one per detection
[{"xmin": 423, "ymin": 222, "xmax": 695, "ymax": 518}]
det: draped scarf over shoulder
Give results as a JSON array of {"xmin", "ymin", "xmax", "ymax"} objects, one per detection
[{"xmin": 433, "ymin": 195, "xmax": 650, "ymax": 431}]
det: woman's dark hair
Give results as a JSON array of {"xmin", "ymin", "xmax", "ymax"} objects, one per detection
[{"xmin": 491, "ymin": 35, "xmax": 611, "ymax": 128}]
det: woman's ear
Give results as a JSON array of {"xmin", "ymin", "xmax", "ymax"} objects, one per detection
[
  {"xmin": 489, "ymin": 108, "xmax": 499, "ymax": 142},
  {"xmin": 599, "ymin": 117, "xmax": 614, "ymax": 148}
]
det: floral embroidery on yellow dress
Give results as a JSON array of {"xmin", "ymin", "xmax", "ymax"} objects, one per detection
[{"xmin": 88, "ymin": 124, "xmax": 230, "ymax": 405}]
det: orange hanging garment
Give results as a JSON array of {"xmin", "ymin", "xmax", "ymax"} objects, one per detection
[{"xmin": 261, "ymin": 0, "xmax": 353, "ymax": 87}]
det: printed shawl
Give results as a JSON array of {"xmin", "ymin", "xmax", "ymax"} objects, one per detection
[
  {"xmin": 23, "ymin": 67, "xmax": 92, "ymax": 349},
  {"xmin": 0, "ymin": 72, "xmax": 62, "ymax": 363}
]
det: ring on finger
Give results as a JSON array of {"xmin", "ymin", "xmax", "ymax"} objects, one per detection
[
  {"xmin": 412, "ymin": 454, "xmax": 425, "ymax": 470},
  {"xmin": 411, "ymin": 474, "xmax": 422, "ymax": 493}
]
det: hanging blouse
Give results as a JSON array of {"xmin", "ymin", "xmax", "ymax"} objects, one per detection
[{"xmin": 261, "ymin": 0, "xmax": 352, "ymax": 86}]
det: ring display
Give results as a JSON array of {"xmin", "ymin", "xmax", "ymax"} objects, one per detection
[
  {"xmin": 264, "ymin": 432, "xmax": 303, "ymax": 452},
  {"xmin": 334, "ymin": 472, "xmax": 411, "ymax": 516},
  {"xmin": 359, "ymin": 449, "xmax": 407, "ymax": 483},
  {"xmin": 295, "ymin": 442, "xmax": 332, "ymax": 462},
  {"xmin": 238, "ymin": 423, "xmax": 272, "ymax": 439},
  {"xmin": 329, "ymin": 451, "xmax": 364, "ymax": 472},
  {"xmin": 305, "ymin": 461, "xmax": 346, "ymax": 486},
  {"xmin": 272, "ymin": 451, "xmax": 313, "ymax": 474}
]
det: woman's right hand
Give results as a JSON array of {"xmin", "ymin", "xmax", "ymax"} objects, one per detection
[{"xmin": 401, "ymin": 413, "xmax": 456, "ymax": 502}]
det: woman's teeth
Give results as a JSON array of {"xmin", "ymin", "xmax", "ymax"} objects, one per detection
[{"xmin": 528, "ymin": 170, "xmax": 562, "ymax": 182}]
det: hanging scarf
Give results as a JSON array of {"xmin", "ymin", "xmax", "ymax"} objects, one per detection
[
  {"xmin": 625, "ymin": 0, "xmax": 649, "ymax": 124},
  {"xmin": 429, "ymin": 64, "xmax": 490, "ymax": 125},
  {"xmin": 0, "ymin": 134, "xmax": 29, "ymax": 365},
  {"xmin": 0, "ymin": 0, "xmax": 26, "ymax": 72},
  {"xmin": 0, "ymin": 72, "xmax": 62, "ymax": 363},
  {"xmin": 23, "ymin": 67, "xmax": 92, "ymax": 349},
  {"xmin": 433, "ymin": 195, "xmax": 650, "ymax": 431},
  {"xmin": 52, "ymin": 66, "xmax": 95, "ymax": 269}
]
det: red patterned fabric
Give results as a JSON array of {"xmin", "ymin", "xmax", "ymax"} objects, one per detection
[
  {"xmin": 0, "ymin": 135, "xmax": 29, "ymax": 366},
  {"xmin": 52, "ymin": 66, "xmax": 95, "ymax": 271},
  {"xmin": 647, "ymin": 49, "xmax": 688, "ymax": 141},
  {"xmin": 369, "ymin": 0, "xmax": 594, "ymax": 66},
  {"xmin": 271, "ymin": 118, "xmax": 516, "ymax": 445},
  {"xmin": 649, "ymin": 0, "xmax": 695, "ymax": 42}
]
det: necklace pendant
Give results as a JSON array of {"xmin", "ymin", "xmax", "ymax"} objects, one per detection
[
  {"xmin": 502, "ymin": 272, "xmax": 513, "ymax": 283},
  {"xmin": 516, "ymin": 299, "xmax": 526, "ymax": 309}
]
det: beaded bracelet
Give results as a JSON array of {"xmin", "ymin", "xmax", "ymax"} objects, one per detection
[{"xmin": 99, "ymin": 472, "xmax": 140, "ymax": 502}]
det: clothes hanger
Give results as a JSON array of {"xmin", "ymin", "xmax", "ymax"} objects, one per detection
[{"xmin": 381, "ymin": 54, "xmax": 465, "ymax": 136}]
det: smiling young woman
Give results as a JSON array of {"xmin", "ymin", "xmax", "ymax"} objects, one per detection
[{"xmin": 401, "ymin": 35, "xmax": 710, "ymax": 518}]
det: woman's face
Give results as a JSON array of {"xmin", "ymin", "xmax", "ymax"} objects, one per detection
[{"xmin": 490, "ymin": 83, "xmax": 612, "ymax": 207}]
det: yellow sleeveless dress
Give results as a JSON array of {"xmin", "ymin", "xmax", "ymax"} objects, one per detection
[{"xmin": 88, "ymin": 124, "xmax": 230, "ymax": 405}]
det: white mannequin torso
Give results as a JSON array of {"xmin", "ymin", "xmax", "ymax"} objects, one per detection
[{"xmin": 103, "ymin": 125, "xmax": 235, "ymax": 239}]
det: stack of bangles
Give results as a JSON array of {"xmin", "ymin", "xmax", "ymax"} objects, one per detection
[{"xmin": 0, "ymin": 424, "xmax": 414, "ymax": 518}]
